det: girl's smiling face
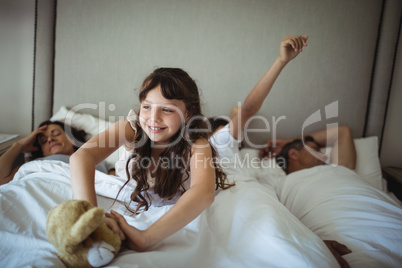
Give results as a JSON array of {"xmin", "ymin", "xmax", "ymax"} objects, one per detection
[
  {"xmin": 37, "ymin": 124, "xmax": 76, "ymax": 157},
  {"xmin": 139, "ymin": 85, "xmax": 188, "ymax": 146}
]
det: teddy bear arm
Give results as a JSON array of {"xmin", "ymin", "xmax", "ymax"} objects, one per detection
[
  {"xmin": 92, "ymin": 222, "xmax": 122, "ymax": 251},
  {"xmin": 86, "ymin": 223, "xmax": 122, "ymax": 267}
]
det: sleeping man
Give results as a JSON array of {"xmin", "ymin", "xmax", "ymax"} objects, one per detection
[
  {"xmin": 263, "ymin": 124, "xmax": 357, "ymax": 174},
  {"xmin": 260, "ymin": 125, "xmax": 402, "ymax": 267},
  {"xmin": 209, "ymin": 34, "xmax": 309, "ymax": 177},
  {"xmin": 209, "ymin": 34, "xmax": 354, "ymax": 268}
]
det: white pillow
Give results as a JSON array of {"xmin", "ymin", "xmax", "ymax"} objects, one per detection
[
  {"xmin": 353, "ymin": 136, "xmax": 382, "ymax": 190},
  {"xmin": 240, "ymin": 136, "xmax": 383, "ymax": 190},
  {"xmin": 50, "ymin": 106, "xmax": 119, "ymax": 167},
  {"xmin": 320, "ymin": 136, "xmax": 382, "ymax": 189}
]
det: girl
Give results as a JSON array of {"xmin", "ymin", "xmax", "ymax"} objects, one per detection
[{"xmin": 70, "ymin": 68, "xmax": 231, "ymax": 252}]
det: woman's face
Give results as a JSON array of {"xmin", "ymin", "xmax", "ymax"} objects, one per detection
[
  {"xmin": 37, "ymin": 124, "xmax": 76, "ymax": 157},
  {"xmin": 139, "ymin": 85, "xmax": 188, "ymax": 146}
]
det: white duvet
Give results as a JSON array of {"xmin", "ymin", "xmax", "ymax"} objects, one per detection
[
  {"xmin": 0, "ymin": 160, "xmax": 342, "ymax": 268},
  {"xmin": 273, "ymin": 165, "xmax": 402, "ymax": 268}
]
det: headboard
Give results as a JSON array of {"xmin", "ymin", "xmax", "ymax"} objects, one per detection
[{"xmin": 31, "ymin": 0, "xmax": 401, "ymax": 148}]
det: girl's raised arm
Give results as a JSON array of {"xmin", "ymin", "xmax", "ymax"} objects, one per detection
[
  {"xmin": 230, "ymin": 35, "xmax": 308, "ymax": 140},
  {"xmin": 70, "ymin": 119, "xmax": 135, "ymax": 206}
]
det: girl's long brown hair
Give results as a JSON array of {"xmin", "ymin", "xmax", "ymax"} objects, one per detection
[{"xmin": 121, "ymin": 68, "xmax": 233, "ymax": 213}]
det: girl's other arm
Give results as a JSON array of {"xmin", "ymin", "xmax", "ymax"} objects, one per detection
[
  {"xmin": 108, "ymin": 138, "xmax": 216, "ymax": 251},
  {"xmin": 70, "ymin": 119, "xmax": 135, "ymax": 206}
]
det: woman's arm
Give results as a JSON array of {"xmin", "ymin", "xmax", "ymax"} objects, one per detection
[
  {"xmin": 0, "ymin": 125, "xmax": 47, "ymax": 184},
  {"xmin": 70, "ymin": 119, "xmax": 135, "ymax": 206},
  {"xmin": 0, "ymin": 143, "xmax": 23, "ymax": 184},
  {"xmin": 107, "ymin": 138, "xmax": 216, "ymax": 251}
]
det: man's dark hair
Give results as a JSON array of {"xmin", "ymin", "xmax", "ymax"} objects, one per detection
[{"xmin": 275, "ymin": 136, "xmax": 318, "ymax": 173}]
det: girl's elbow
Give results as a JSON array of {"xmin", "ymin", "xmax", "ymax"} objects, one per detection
[
  {"xmin": 194, "ymin": 186, "xmax": 215, "ymax": 208},
  {"xmin": 208, "ymin": 193, "xmax": 215, "ymax": 205},
  {"xmin": 70, "ymin": 149, "xmax": 90, "ymax": 166},
  {"xmin": 69, "ymin": 150, "xmax": 81, "ymax": 164},
  {"xmin": 204, "ymin": 189, "xmax": 215, "ymax": 207}
]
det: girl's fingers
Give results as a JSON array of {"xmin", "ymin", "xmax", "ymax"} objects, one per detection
[
  {"xmin": 291, "ymin": 35, "xmax": 308, "ymax": 51},
  {"xmin": 119, "ymin": 230, "xmax": 126, "ymax": 240},
  {"xmin": 294, "ymin": 36, "xmax": 302, "ymax": 50},
  {"xmin": 111, "ymin": 209, "xmax": 119, "ymax": 215},
  {"xmin": 297, "ymin": 36, "xmax": 305, "ymax": 51},
  {"xmin": 303, "ymin": 34, "xmax": 309, "ymax": 43},
  {"xmin": 110, "ymin": 210, "xmax": 125, "ymax": 221},
  {"xmin": 106, "ymin": 211, "xmax": 121, "ymax": 223},
  {"xmin": 287, "ymin": 39, "xmax": 296, "ymax": 51}
]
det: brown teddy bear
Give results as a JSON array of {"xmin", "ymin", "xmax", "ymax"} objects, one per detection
[{"xmin": 46, "ymin": 200, "xmax": 122, "ymax": 268}]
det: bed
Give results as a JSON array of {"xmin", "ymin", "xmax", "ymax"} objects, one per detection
[{"xmin": 1, "ymin": 107, "xmax": 401, "ymax": 268}]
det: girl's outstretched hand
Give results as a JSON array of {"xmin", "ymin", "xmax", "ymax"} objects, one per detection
[
  {"xmin": 278, "ymin": 35, "xmax": 308, "ymax": 63},
  {"xmin": 103, "ymin": 216, "xmax": 126, "ymax": 240},
  {"xmin": 106, "ymin": 210, "xmax": 150, "ymax": 252}
]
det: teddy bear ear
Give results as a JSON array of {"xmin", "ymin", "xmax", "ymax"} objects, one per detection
[{"xmin": 69, "ymin": 207, "xmax": 104, "ymax": 245}]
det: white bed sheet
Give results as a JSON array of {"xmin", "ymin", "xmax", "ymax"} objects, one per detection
[
  {"xmin": 271, "ymin": 165, "xmax": 402, "ymax": 267},
  {"xmin": 0, "ymin": 160, "xmax": 340, "ymax": 268}
]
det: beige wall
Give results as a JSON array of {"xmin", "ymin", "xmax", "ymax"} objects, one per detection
[
  {"xmin": 380, "ymin": 28, "xmax": 402, "ymax": 167},
  {"xmin": 0, "ymin": 0, "xmax": 55, "ymax": 136},
  {"xmin": 0, "ymin": 0, "xmax": 34, "ymax": 135},
  {"xmin": 0, "ymin": 0, "xmax": 401, "ymax": 167},
  {"xmin": 53, "ymin": 0, "xmax": 382, "ymax": 144}
]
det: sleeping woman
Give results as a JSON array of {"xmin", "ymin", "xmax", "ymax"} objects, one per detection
[{"xmin": 0, "ymin": 120, "xmax": 115, "ymax": 185}]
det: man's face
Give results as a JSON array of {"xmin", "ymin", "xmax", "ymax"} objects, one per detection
[{"xmin": 298, "ymin": 141, "xmax": 328, "ymax": 169}]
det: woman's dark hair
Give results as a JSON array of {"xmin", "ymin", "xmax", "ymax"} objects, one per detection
[
  {"xmin": 275, "ymin": 136, "xmax": 317, "ymax": 173},
  {"xmin": 30, "ymin": 120, "xmax": 88, "ymax": 160},
  {"xmin": 121, "ymin": 68, "xmax": 233, "ymax": 214}
]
